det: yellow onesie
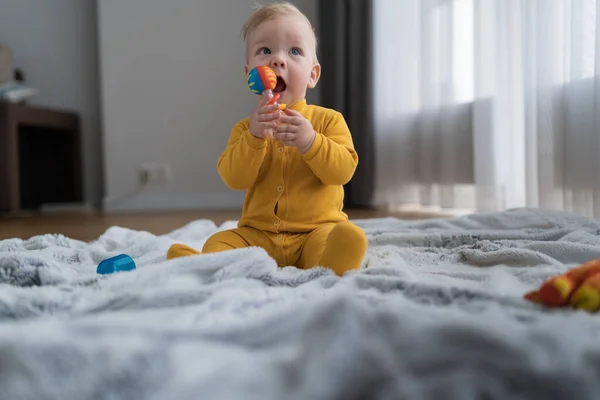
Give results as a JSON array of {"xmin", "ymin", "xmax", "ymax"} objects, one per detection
[{"xmin": 167, "ymin": 99, "xmax": 368, "ymax": 276}]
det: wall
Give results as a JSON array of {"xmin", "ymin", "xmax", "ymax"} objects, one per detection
[
  {"xmin": 0, "ymin": 0, "xmax": 103, "ymax": 209},
  {"xmin": 98, "ymin": 0, "xmax": 320, "ymax": 211}
]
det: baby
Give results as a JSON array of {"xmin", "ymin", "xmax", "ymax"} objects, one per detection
[{"xmin": 167, "ymin": 2, "xmax": 368, "ymax": 276}]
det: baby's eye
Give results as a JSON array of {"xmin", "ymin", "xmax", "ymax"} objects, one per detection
[
  {"xmin": 258, "ymin": 47, "xmax": 271, "ymax": 55},
  {"xmin": 289, "ymin": 47, "xmax": 301, "ymax": 56}
]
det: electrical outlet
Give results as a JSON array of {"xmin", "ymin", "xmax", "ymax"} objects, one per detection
[{"xmin": 138, "ymin": 163, "xmax": 172, "ymax": 185}]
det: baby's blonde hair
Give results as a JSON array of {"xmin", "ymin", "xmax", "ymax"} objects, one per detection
[{"xmin": 242, "ymin": 2, "xmax": 318, "ymax": 62}]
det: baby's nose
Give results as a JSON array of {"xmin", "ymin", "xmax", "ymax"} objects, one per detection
[{"xmin": 270, "ymin": 57, "xmax": 286, "ymax": 68}]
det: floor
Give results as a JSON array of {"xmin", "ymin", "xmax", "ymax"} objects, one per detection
[{"xmin": 0, "ymin": 208, "xmax": 450, "ymax": 242}]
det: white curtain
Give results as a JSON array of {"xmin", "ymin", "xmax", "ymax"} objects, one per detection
[{"xmin": 373, "ymin": 0, "xmax": 600, "ymax": 218}]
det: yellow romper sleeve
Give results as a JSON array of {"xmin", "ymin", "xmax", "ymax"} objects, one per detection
[
  {"xmin": 301, "ymin": 111, "xmax": 358, "ymax": 185},
  {"xmin": 217, "ymin": 121, "xmax": 268, "ymax": 190}
]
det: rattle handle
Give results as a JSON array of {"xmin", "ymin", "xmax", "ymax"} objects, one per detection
[
  {"xmin": 267, "ymin": 94, "xmax": 280, "ymax": 105},
  {"xmin": 264, "ymin": 90, "xmax": 280, "ymax": 106}
]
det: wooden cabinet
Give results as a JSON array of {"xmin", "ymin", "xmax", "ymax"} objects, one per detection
[{"xmin": 0, "ymin": 101, "xmax": 83, "ymax": 213}]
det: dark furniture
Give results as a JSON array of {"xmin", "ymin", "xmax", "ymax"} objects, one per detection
[{"xmin": 0, "ymin": 101, "xmax": 83, "ymax": 213}]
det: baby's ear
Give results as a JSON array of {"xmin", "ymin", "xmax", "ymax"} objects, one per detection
[{"xmin": 307, "ymin": 63, "xmax": 321, "ymax": 89}]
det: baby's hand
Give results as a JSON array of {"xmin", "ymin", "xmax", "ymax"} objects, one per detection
[
  {"xmin": 249, "ymin": 93, "xmax": 281, "ymax": 139},
  {"xmin": 274, "ymin": 109, "xmax": 316, "ymax": 153}
]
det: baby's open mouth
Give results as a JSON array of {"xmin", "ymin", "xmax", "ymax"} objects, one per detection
[{"xmin": 274, "ymin": 76, "xmax": 287, "ymax": 93}]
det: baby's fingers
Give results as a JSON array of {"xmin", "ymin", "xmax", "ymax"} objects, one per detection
[
  {"xmin": 256, "ymin": 111, "xmax": 280, "ymax": 122},
  {"xmin": 258, "ymin": 103, "xmax": 281, "ymax": 115},
  {"xmin": 279, "ymin": 115, "xmax": 303, "ymax": 125},
  {"xmin": 258, "ymin": 122, "xmax": 277, "ymax": 135}
]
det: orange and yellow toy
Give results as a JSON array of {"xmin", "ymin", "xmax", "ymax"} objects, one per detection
[
  {"xmin": 246, "ymin": 65, "xmax": 286, "ymax": 110},
  {"xmin": 524, "ymin": 258, "xmax": 600, "ymax": 312}
]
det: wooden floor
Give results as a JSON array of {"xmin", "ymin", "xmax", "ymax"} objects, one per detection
[{"xmin": 0, "ymin": 208, "xmax": 449, "ymax": 242}]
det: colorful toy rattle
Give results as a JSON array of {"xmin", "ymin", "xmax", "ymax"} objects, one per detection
[{"xmin": 246, "ymin": 66, "xmax": 286, "ymax": 109}]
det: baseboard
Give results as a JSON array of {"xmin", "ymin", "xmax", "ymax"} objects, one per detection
[
  {"xmin": 102, "ymin": 191, "xmax": 246, "ymax": 212},
  {"xmin": 39, "ymin": 202, "xmax": 96, "ymax": 213}
]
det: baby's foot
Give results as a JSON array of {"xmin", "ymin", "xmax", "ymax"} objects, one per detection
[{"xmin": 167, "ymin": 243, "xmax": 201, "ymax": 260}]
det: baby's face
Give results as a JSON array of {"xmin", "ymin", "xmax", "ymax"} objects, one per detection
[{"xmin": 245, "ymin": 15, "xmax": 320, "ymax": 106}]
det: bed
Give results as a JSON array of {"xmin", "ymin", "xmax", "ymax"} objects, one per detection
[{"xmin": 1, "ymin": 207, "xmax": 600, "ymax": 399}]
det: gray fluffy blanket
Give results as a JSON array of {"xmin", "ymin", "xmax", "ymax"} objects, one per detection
[{"xmin": 2, "ymin": 207, "xmax": 600, "ymax": 400}]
